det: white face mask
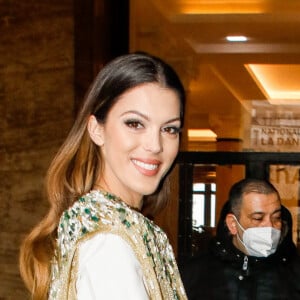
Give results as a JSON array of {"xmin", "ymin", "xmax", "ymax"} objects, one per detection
[{"xmin": 234, "ymin": 217, "xmax": 281, "ymax": 257}]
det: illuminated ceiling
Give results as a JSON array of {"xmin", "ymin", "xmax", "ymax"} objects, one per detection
[
  {"xmin": 246, "ymin": 64, "xmax": 300, "ymax": 105},
  {"xmin": 130, "ymin": 0, "xmax": 300, "ymax": 140}
]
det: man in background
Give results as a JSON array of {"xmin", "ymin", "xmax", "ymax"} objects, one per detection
[{"xmin": 180, "ymin": 178, "xmax": 300, "ymax": 300}]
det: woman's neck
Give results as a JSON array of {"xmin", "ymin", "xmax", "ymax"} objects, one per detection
[{"xmin": 93, "ymin": 183, "xmax": 143, "ymax": 211}]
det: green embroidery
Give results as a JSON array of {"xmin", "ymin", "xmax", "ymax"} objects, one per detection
[
  {"xmin": 91, "ymin": 215, "xmax": 100, "ymax": 222},
  {"xmin": 63, "ymin": 211, "xmax": 70, "ymax": 220},
  {"xmin": 49, "ymin": 190, "xmax": 185, "ymax": 300}
]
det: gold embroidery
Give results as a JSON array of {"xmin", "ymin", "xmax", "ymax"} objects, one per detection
[{"xmin": 49, "ymin": 190, "xmax": 187, "ymax": 299}]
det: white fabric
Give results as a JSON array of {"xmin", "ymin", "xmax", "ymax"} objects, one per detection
[{"xmin": 76, "ymin": 233, "xmax": 150, "ymax": 300}]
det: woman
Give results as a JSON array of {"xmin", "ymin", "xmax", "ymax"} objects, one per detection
[{"xmin": 19, "ymin": 53, "xmax": 187, "ymax": 299}]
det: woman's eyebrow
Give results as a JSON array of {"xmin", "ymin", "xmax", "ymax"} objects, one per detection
[
  {"xmin": 165, "ymin": 117, "xmax": 181, "ymax": 124},
  {"xmin": 120, "ymin": 110, "xmax": 149, "ymax": 120},
  {"xmin": 121, "ymin": 110, "xmax": 181, "ymax": 124}
]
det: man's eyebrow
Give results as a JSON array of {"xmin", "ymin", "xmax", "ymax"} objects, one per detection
[
  {"xmin": 249, "ymin": 212, "xmax": 264, "ymax": 217},
  {"xmin": 271, "ymin": 208, "xmax": 282, "ymax": 215},
  {"xmin": 249, "ymin": 208, "xmax": 282, "ymax": 217}
]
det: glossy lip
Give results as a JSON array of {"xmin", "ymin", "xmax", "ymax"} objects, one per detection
[{"xmin": 131, "ymin": 158, "xmax": 161, "ymax": 176}]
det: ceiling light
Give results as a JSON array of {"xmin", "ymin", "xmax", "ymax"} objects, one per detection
[
  {"xmin": 226, "ymin": 35, "xmax": 248, "ymax": 42},
  {"xmin": 188, "ymin": 129, "xmax": 217, "ymax": 142},
  {"xmin": 246, "ymin": 64, "xmax": 300, "ymax": 105}
]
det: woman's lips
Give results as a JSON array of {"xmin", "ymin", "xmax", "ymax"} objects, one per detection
[{"xmin": 131, "ymin": 159, "xmax": 160, "ymax": 176}]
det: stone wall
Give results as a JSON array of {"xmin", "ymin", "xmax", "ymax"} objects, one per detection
[{"xmin": 0, "ymin": 1, "xmax": 74, "ymax": 298}]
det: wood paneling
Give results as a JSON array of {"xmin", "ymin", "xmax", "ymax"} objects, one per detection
[{"xmin": 0, "ymin": 0, "xmax": 74, "ymax": 298}]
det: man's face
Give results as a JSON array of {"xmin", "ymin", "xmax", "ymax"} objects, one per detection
[
  {"xmin": 238, "ymin": 192, "xmax": 282, "ymax": 230},
  {"xmin": 227, "ymin": 192, "xmax": 282, "ymax": 254}
]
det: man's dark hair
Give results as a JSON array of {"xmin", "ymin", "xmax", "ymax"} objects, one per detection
[{"xmin": 228, "ymin": 178, "xmax": 280, "ymax": 218}]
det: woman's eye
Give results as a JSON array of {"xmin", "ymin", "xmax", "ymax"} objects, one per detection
[
  {"xmin": 124, "ymin": 120, "xmax": 143, "ymax": 129},
  {"xmin": 162, "ymin": 126, "xmax": 180, "ymax": 135}
]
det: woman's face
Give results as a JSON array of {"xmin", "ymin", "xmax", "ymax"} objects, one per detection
[{"xmin": 89, "ymin": 83, "xmax": 181, "ymax": 208}]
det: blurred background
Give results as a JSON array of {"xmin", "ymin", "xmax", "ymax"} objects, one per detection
[{"xmin": 1, "ymin": 0, "xmax": 300, "ymax": 298}]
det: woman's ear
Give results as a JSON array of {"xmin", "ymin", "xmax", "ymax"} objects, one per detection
[
  {"xmin": 225, "ymin": 213, "xmax": 238, "ymax": 235},
  {"xmin": 87, "ymin": 115, "xmax": 104, "ymax": 146}
]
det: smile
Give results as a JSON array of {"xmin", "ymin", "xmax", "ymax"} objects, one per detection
[{"xmin": 132, "ymin": 159, "xmax": 159, "ymax": 171}]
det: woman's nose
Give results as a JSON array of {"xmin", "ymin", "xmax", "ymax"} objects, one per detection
[{"xmin": 143, "ymin": 130, "xmax": 163, "ymax": 153}]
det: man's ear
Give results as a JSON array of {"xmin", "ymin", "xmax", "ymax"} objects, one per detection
[
  {"xmin": 225, "ymin": 213, "xmax": 238, "ymax": 235},
  {"xmin": 87, "ymin": 115, "xmax": 104, "ymax": 146}
]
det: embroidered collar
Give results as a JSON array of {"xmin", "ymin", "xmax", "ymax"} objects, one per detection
[{"xmin": 49, "ymin": 190, "xmax": 186, "ymax": 299}]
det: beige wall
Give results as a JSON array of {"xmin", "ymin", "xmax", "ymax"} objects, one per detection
[{"xmin": 0, "ymin": 1, "xmax": 74, "ymax": 298}]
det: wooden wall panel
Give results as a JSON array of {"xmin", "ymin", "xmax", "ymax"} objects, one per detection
[
  {"xmin": 0, "ymin": 1, "xmax": 74, "ymax": 298},
  {"xmin": 0, "ymin": 0, "xmax": 129, "ymax": 298}
]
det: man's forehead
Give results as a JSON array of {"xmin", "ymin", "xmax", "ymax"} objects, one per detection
[{"xmin": 241, "ymin": 192, "xmax": 281, "ymax": 213}]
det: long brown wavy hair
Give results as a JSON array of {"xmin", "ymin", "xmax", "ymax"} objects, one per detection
[{"xmin": 19, "ymin": 52, "xmax": 185, "ymax": 299}]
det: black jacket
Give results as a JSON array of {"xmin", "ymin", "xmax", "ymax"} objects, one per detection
[{"xmin": 180, "ymin": 205, "xmax": 300, "ymax": 300}]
